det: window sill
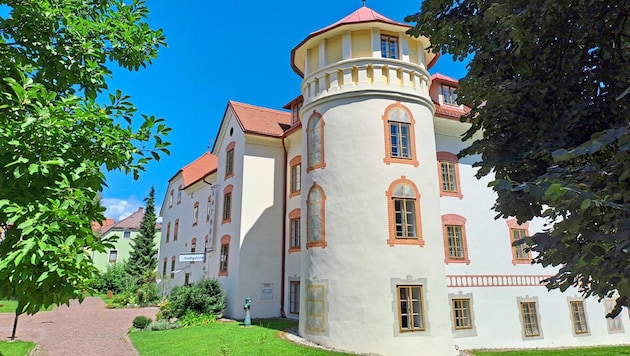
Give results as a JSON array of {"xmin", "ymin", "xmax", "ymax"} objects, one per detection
[
  {"xmin": 387, "ymin": 238, "xmax": 425, "ymax": 247},
  {"xmin": 306, "ymin": 241, "xmax": 327, "ymax": 249},
  {"xmin": 384, "ymin": 157, "xmax": 419, "ymax": 167},
  {"xmin": 288, "ymin": 247, "xmax": 301, "ymax": 253},
  {"xmin": 445, "ymin": 258, "xmax": 470, "ymax": 265}
]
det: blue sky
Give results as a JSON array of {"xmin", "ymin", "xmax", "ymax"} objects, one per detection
[{"xmin": 101, "ymin": 0, "xmax": 469, "ymax": 220}]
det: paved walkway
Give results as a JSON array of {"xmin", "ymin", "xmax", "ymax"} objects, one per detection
[{"xmin": 0, "ymin": 297, "xmax": 158, "ymax": 356}]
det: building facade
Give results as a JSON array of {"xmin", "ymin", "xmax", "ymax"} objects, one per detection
[
  {"xmin": 156, "ymin": 6, "xmax": 629, "ymax": 355},
  {"xmin": 92, "ymin": 208, "xmax": 160, "ymax": 272}
]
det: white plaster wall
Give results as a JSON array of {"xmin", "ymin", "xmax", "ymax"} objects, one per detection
[
  {"xmin": 436, "ymin": 130, "xmax": 630, "ymax": 349},
  {"xmin": 285, "ymin": 133, "xmax": 303, "ymax": 318},
  {"xmin": 300, "ymin": 96, "xmax": 456, "ymax": 356},
  {"xmin": 157, "ymin": 175, "xmax": 213, "ymax": 295},
  {"xmin": 212, "ymin": 113, "xmax": 246, "ymax": 319},
  {"xmin": 235, "ymin": 140, "xmax": 285, "ymax": 319}
]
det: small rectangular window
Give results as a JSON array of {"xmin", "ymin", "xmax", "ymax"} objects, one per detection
[
  {"xmin": 184, "ymin": 273, "xmax": 190, "ymax": 286},
  {"xmin": 226, "ymin": 149, "xmax": 234, "ymax": 177},
  {"xmin": 452, "ymin": 298, "xmax": 472, "ymax": 330},
  {"xmin": 108, "ymin": 250, "xmax": 118, "ymax": 263},
  {"xmin": 570, "ymin": 301, "xmax": 589, "ymax": 334},
  {"xmin": 604, "ymin": 299, "xmax": 622, "ymax": 333},
  {"xmin": 512, "ymin": 229, "xmax": 529, "ymax": 260},
  {"xmin": 170, "ymin": 258, "xmax": 176, "ymax": 279},
  {"xmin": 397, "ymin": 285, "xmax": 425, "ymax": 332},
  {"xmin": 520, "ymin": 301, "xmax": 540, "ymax": 337},
  {"xmin": 440, "ymin": 84, "xmax": 458, "ymax": 106},
  {"xmin": 291, "ymin": 164, "xmax": 301, "ymax": 194},
  {"xmin": 290, "ymin": 217, "xmax": 301, "ymax": 249},
  {"xmin": 393, "ymin": 198, "xmax": 417, "ymax": 238},
  {"xmin": 441, "ymin": 162, "xmax": 458, "ymax": 192},
  {"xmin": 381, "ymin": 34, "xmax": 399, "ymax": 59},
  {"xmin": 223, "ymin": 193, "xmax": 232, "ymax": 222},
  {"xmin": 162, "ymin": 259, "xmax": 167, "ymax": 277},
  {"xmin": 389, "ymin": 122, "xmax": 411, "ymax": 159},
  {"xmin": 123, "ymin": 231, "xmax": 131, "ymax": 239},
  {"xmin": 289, "ymin": 281, "xmax": 300, "ymax": 314},
  {"xmin": 219, "ymin": 243, "xmax": 229, "ymax": 274},
  {"xmin": 193, "ymin": 204, "xmax": 199, "ymax": 226},
  {"xmin": 446, "ymin": 225, "xmax": 465, "ymax": 259}
]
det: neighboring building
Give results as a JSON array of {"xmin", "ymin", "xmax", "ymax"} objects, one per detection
[
  {"xmin": 92, "ymin": 207, "xmax": 161, "ymax": 271},
  {"xmin": 157, "ymin": 6, "xmax": 630, "ymax": 356}
]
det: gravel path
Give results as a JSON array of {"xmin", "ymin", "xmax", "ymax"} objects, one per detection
[{"xmin": 0, "ymin": 297, "xmax": 157, "ymax": 356}]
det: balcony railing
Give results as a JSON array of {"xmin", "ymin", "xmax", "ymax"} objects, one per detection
[{"xmin": 302, "ymin": 58, "xmax": 431, "ymax": 105}]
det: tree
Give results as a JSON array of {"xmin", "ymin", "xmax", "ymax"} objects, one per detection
[
  {"xmin": 407, "ymin": 1, "xmax": 630, "ymax": 314},
  {"xmin": 126, "ymin": 187, "xmax": 158, "ymax": 278},
  {"xmin": 0, "ymin": 0, "xmax": 170, "ymax": 320}
]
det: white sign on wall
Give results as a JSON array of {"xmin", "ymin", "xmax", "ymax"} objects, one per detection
[
  {"xmin": 261, "ymin": 283, "xmax": 273, "ymax": 300},
  {"xmin": 179, "ymin": 253, "xmax": 205, "ymax": 262}
]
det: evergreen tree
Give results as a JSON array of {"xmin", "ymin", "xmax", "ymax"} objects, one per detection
[{"xmin": 127, "ymin": 187, "xmax": 159, "ymax": 278}]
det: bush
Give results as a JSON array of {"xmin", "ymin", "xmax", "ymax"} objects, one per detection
[
  {"xmin": 164, "ymin": 278, "xmax": 226, "ymax": 319},
  {"xmin": 93, "ymin": 263, "xmax": 128, "ymax": 293},
  {"xmin": 132, "ymin": 315, "xmax": 152, "ymax": 329},
  {"xmin": 179, "ymin": 310, "xmax": 217, "ymax": 327}
]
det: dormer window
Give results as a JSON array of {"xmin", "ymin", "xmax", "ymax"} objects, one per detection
[
  {"xmin": 291, "ymin": 101, "xmax": 302, "ymax": 125},
  {"xmin": 440, "ymin": 84, "xmax": 458, "ymax": 106},
  {"xmin": 381, "ymin": 34, "xmax": 399, "ymax": 59}
]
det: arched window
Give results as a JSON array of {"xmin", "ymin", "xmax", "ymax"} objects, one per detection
[
  {"xmin": 166, "ymin": 222, "xmax": 171, "ymax": 243},
  {"xmin": 177, "ymin": 185, "xmax": 182, "ymax": 204},
  {"xmin": 306, "ymin": 183, "xmax": 326, "ymax": 248},
  {"xmin": 191, "ymin": 237, "xmax": 197, "ymax": 253},
  {"xmin": 383, "ymin": 103, "xmax": 418, "ymax": 167},
  {"xmin": 169, "ymin": 189, "xmax": 174, "ymax": 207},
  {"xmin": 307, "ymin": 112, "xmax": 326, "ymax": 171},
  {"xmin": 386, "ymin": 177, "xmax": 423, "ymax": 246},
  {"xmin": 442, "ymin": 214, "xmax": 469, "ymax": 264},
  {"xmin": 437, "ymin": 152, "xmax": 463, "ymax": 199}
]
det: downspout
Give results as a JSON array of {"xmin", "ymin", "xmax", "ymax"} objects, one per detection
[{"xmin": 280, "ymin": 136, "xmax": 288, "ymax": 318}]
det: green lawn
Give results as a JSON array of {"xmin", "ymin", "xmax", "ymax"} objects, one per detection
[
  {"xmin": 0, "ymin": 340, "xmax": 36, "ymax": 356},
  {"xmin": 0, "ymin": 300, "xmax": 53, "ymax": 313},
  {"xmin": 473, "ymin": 346, "xmax": 630, "ymax": 355},
  {"xmin": 130, "ymin": 319, "xmax": 351, "ymax": 356}
]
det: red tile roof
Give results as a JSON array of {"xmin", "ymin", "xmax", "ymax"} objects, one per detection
[
  {"xmin": 430, "ymin": 73, "xmax": 470, "ymax": 120},
  {"xmin": 431, "ymin": 73, "xmax": 459, "ymax": 86},
  {"xmin": 312, "ymin": 6, "xmax": 409, "ymax": 35},
  {"xmin": 229, "ymin": 101, "xmax": 291, "ymax": 137},
  {"xmin": 97, "ymin": 207, "xmax": 161, "ymax": 236},
  {"xmin": 181, "ymin": 152, "xmax": 218, "ymax": 188}
]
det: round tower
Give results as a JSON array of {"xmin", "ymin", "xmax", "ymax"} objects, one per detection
[{"xmin": 292, "ymin": 6, "xmax": 456, "ymax": 356}]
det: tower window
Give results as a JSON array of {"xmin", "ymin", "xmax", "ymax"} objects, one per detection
[{"xmin": 381, "ymin": 34, "xmax": 399, "ymax": 59}]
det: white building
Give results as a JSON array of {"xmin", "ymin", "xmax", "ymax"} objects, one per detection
[{"xmin": 157, "ymin": 6, "xmax": 629, "ymax": 355}]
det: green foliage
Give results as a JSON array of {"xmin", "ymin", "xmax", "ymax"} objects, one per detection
[
  {"xmin": 407, "ymin": 1, "xmax": 630, "ymax": 311},
  {"xmin": 132, "ymin": 315, "xmax": 152, "ymax": 330},
  {"xmin": 126, "ymin": 187, "xmax": 158, "ymax": 278},
  {"xmin": 178, "ymin": 310, "xmax": 217, "ymax": 327},
  {"xmin": 94, "ymin": 263, "xmax": 132, "ymax": 294},
  {"xmin": 0, "ymin": 340, "xmax": 36, "ymax": 356},
  {"xmin": 0, "ymin": 0, "xmax": 170, "ymax": 316},
  {"xmin": 163, "ymin": 278, "xmax": 226, "ymax": 320}
]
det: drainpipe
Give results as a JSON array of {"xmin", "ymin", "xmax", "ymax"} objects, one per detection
[{"xmin": 280, "ymin": 136, "xmax": 288, "ymax": 318}]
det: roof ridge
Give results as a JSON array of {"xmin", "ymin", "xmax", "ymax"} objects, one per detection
[{"xmin": 229, "ymin": 100, "xmax": 289, "ymax": 114}]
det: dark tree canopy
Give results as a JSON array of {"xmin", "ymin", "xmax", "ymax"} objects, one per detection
[
  {"xmin": 407, "ymin": 1, "xmax": 630, "ymax": 313},
  {"xmin": 0, "ymin": 0, "xmax": 169, "ymax": 316},
  {"xmin": 126, "ymin": 187, "xmax": 158, "ymax": 278}
]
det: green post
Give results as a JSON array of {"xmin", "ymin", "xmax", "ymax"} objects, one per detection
[{"xmin": 243, "ymin": 296, "xmax": 251, "ymax": 327}]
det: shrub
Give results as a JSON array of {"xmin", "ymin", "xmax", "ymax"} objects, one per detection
[
  {"xmin": 135, "ymin": 280, "xmax": 159, "ymax": 306},
  {"xmin": 179, "ymin": 310, "xmax": 217, "ymax": 327},
  {"xmin": 112, "ymin": 291, "xmax": 137, "ymax": 307},
  {"xmin": 93, "ymin": 263, "xmax": 128, "ymax": 293},
  {"xmin": 165, "ymin": 278, "xmax": 226, "ymax": 319},
  {"xmin": 132, "ymin": 315, "xmax": 152, "ymax": 329}
]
